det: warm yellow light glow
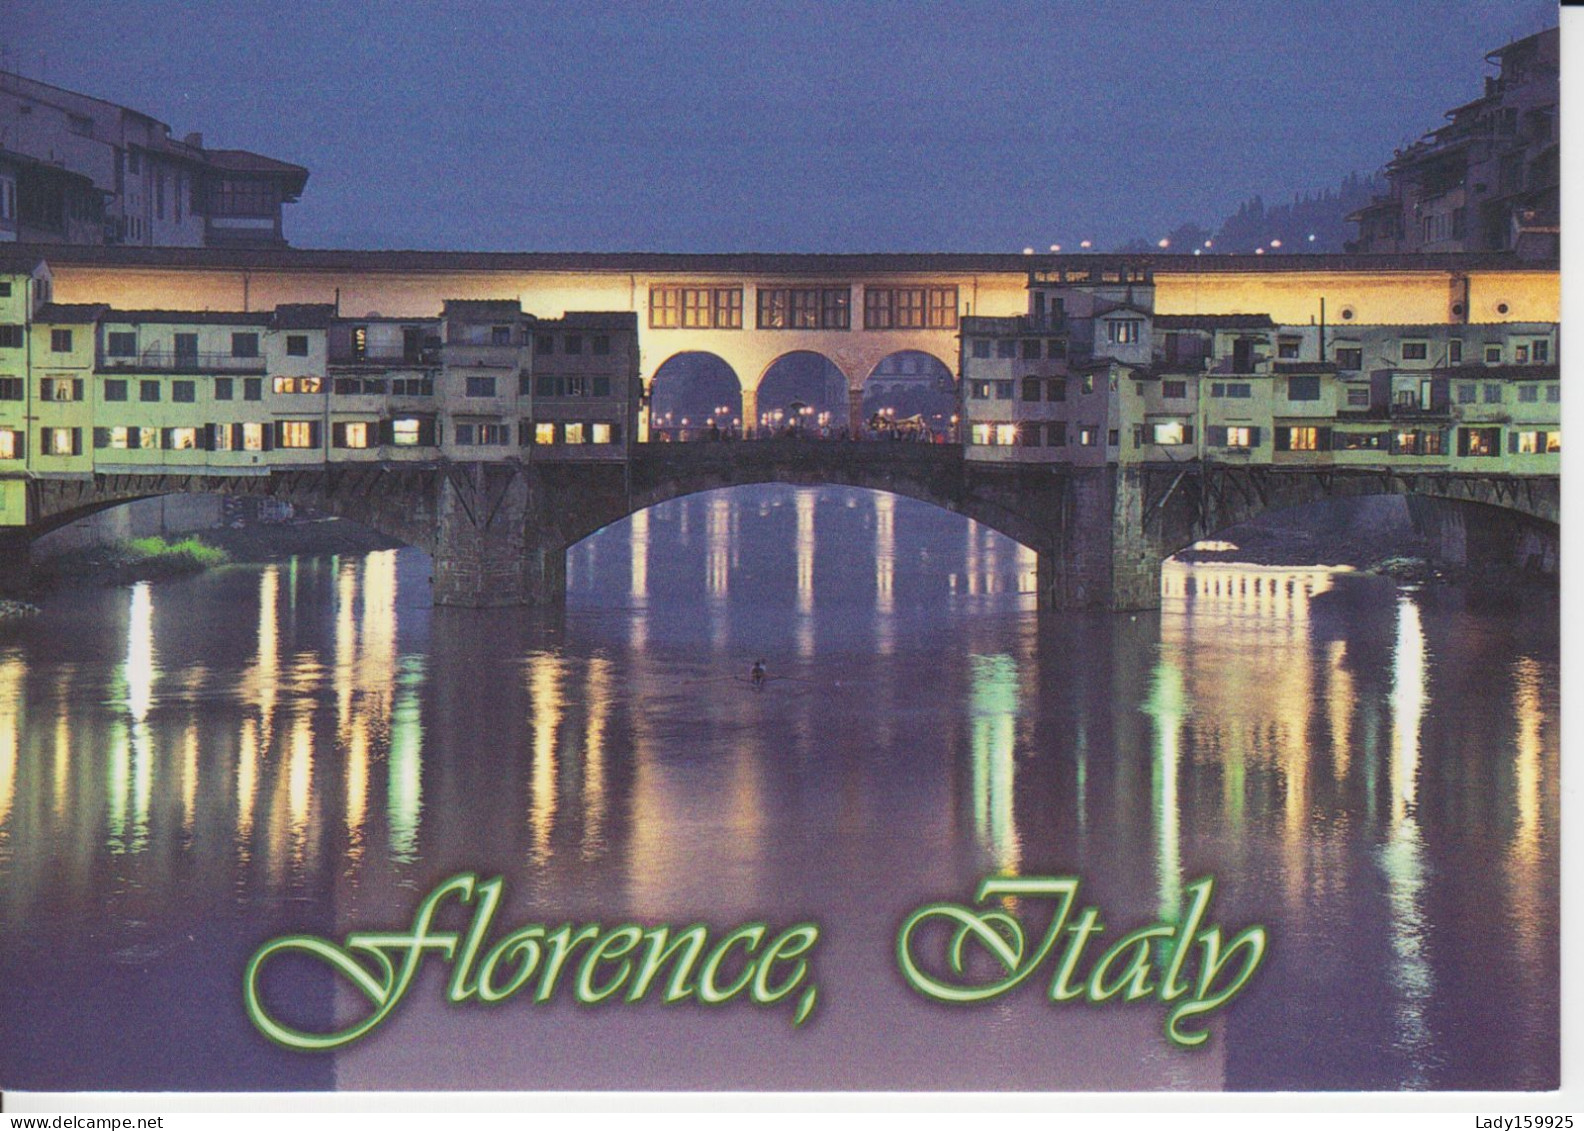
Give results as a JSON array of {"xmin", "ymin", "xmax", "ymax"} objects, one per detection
[
  {"xmin": 969, "ymin": 653, "xmax": 1020, "ymax": 874},
  {"xmin": 527, "ymin": 652, "xmax": 563, "ymax": 866}
]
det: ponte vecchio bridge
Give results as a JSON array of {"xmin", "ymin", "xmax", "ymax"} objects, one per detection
[{"xmin": 0, "ymin": 247, "xmax": 1562, "ymax": 609}]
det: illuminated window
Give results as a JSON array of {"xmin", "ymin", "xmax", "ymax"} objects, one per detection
[
  {"xmin": 1106, "ymin": 320, "xmax": 1140, "ymax": 344},
  {"xmin": 392, "ymin": 419, "xmax": 421, "ymax": 446},
  {"xmin": 212, "ymin": 425, "xmax": 233, "ymax": 451},
  {"xmin": 41, "ymin": 377, "xmax": 81, "ymax": 401},
  {"xmin": 1281, "ymin": 427, "xmax": 1320, "ymax": 451},
  {"xmin": 337, "ymin": 422, "xmax": 371, "ymax": 449},
  {"xmin": 1151, "ymin": 422, "xmax": 1186, "ymax": 445},
  {"xmin": 1546, "ymin": 431, "xmax": 1561, "ymax": 453},
  {"xmin": 970, "ymin": 381, "xmax": 990, "ymax": 400},
  {"xmin": 278, "ymin": 421, "xmax": 316, "ymax": 448},
  {"xmin": 994, "ymin": 424, "xmax": 1018, "ymax": 446},
  {"xmin": 1457, "ymin": 427, "xmax": 1499, "ymax": 457},
  {"xmin": 0, "ymin": 429, "xmax": 20, "ymax": 458},
  {"xmin": 1515, "ymin": 345, "xmax": 1529, "ymax": 363},
  {"xmin": 1079, "ymin": 427, "xmax": 1097, "ymax": 446},
  {"xmin": 970, "ymin": 423, "xmax": 992, "ymax": 445},
  {"xmin": 535, "ymin": 422, "xmax": 556, "ymax": 444},
  {"xmin": 1080, "ymin": 375, "xmax": 1094, "ymax": 395},
  {"xmin": 1225, "ymin": 427, "xmax": 1253, "ymax": 448},
  {"xmin": 564, "ymin": 422, "xmax": 586, "ymax": 444},
  {"xmin": 1516, "ymin": 431, "xmax": 1541, "ymax": 454},
  {"xmin": 756, "ymin": 287, "xmax": 851, "ymax": 330},
  {"xmin": 479, "ymin": 424, "xmax": 510, "ymax": 445},
  {"xmin": 139, "ymin": 427, "xmax": 160, "ymax": 450},
  {"xmin": 863, "ymin": 287, "xmax": 957, "ymax": 330},
  {"xmin": 591, "ymin": 423, "xmax": 613, "ymax": 444},
  {"xmin": 45, "ymin": 427, "xmax": 78, "ymax": 456},
  {"xmin": 273, "ymin": 376, "xmax": 323, "ymax": 394},
  {"xmin": 650, "ymin": 287, "xmax": 742, "ymax": 330},
  {"xmin": 168, "ymin": 427, "xmax": 198, "ymax": 450}
]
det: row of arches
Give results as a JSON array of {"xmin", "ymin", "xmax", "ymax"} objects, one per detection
[{"xmin": 649, "ymin": 349, "xmax": 957, "ymax": 440}]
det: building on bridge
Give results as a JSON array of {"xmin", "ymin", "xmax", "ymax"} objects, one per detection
[
  {"xmin": 960, "ymin": 266, "xmax": 1560, "ymax": 479},
  {"xmin": 0, "ymin": 255, "xmax": 640, "ymax": 526}
]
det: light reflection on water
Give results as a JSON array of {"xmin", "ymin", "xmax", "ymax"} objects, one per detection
[{"xmin": 0, "ymin": 487, "xmax": 1559, "ymax": 1092}]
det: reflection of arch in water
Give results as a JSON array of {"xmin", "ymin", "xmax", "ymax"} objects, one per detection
[
  {"xmin": 648, "ymin": 352, "xmax": 744, "ymax": 439},
  {"xmin": 860, "ymin": 350, "xmax": 958, "ymax": 437},
  {"xmin": 756, "ymin": 352, "xmax": 847, "ymax": 433}
]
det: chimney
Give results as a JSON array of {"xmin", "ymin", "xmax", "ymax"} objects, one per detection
[{"xmin": 183, "ymin": 131, "xmax": 203, "ymax": 149}]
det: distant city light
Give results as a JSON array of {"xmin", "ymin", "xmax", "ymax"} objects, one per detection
[
  {"xmin": 1158, "ymin": 238, "xmax": 1170, "ymax": 248},
  {"xmin": 1255, "ymin": 248, "xmax": 1266, "ymax": 255},
  {"xmin": 1050, "ymin": 244, "xmax": 1061, "ymax": 252},
  {"xmin": 1080, "ymin": 240, "xmax": 1092, "ymax": 249},
  {"xmin": 1307, "ymin": 234, "xmax": 1317, "ymax": 242},
  {"xmin": 1023, "ymin": 247, "xmax": 1034, "ymax": 255},
  {"xmin": 1270, "ymin": 239, "xmax": 1282, "ymax": 248},
  {"xmin": 1204, "ymin": 240, "xmax": 1213, "ymax": 248},
  {"xmin": 1193, "ymin": 249, "xmax": 1202, "ymax": 256}
]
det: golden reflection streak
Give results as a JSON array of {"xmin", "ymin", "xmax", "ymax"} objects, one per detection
[
  {"xmin": 107, "ymin": 720, "xmax": 129, "ymax": 852},
  {"xmin": 527, "ymin": 652, "xmax": 564, "ymax": 867},
  {"xmin": 795, "ymin": 490, "xmax": 815, "ymax": 657},
  {"xmin": 53, "ymin": 674, "xmax": 71, "ymax": 822},
  {"xmin": 1327, "ymin": 641, "xmax": 1354, "ymax": 781},
  {"xmin": 180, "ymin": 721, "xmax": 199, "ymax": 835},
  {"xmin": 335, "ymin": 557, "xmax": 358, "ymax": 734},
  {"xmin": 969, "ymin": 654, "xmax": 1020, "ymax": 874},
  {"xmin": 1505, "ymin": 656, "xmax": 1546, "ymax": 982},
  {"xmin": 966, "ymin": 519, "xmax": 981, "ymax": 596},
  {"xmin": 874, "ymin": 492, "xmax": 896, "ymax": 656},
  {"xmin": 582, "ymin": 656, "xmax": 613, "ymax": 860},
  {"xmin": 707, "ymin": 494, "xmax": 731, "ymax": 652},
  {"xmin": 285, "ymin": 707, "xmax": 314, "ymax": 870},
  {"xmin": 236, "ymin": 716, "xmax": 259, "ymax": 851},
  {"xmin": 0, "ymin": 656, "xmax": 19, "ymax": 831},
  {"xmin": 1383, "ymin": 592, "xmax": 1432, "ymax": 1083},
  {"xmin": 345, "ymin": 715, "xmax": 369, "ymax": 865}
]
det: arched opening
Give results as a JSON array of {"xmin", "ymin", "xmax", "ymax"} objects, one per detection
[
  {"xmin": 648, "ymin": 352, "xmax": 744, "ymax": 441},
  {"xmin": 1163, "ymin": 493, "xmax": 1558, "ymax": 600},
  {"xmin": 860, "ymin": 350, "xmax": 958, "ymax": 442},
  {"xmin": 566, "ymin": 483, "xmax": 1038, "ymax": 621},
  {"xmin": 755, "ymin": 352, "xmax": 847, "ymax": 438}
]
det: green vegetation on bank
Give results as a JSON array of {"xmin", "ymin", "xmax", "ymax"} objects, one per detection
[
  {"xmin": 125, "ymin": 535, "xmax": 231, "ymax": 571},
  {"xmin": 35, "ymin": 535, "xmax": 232, "ymax": 589}
]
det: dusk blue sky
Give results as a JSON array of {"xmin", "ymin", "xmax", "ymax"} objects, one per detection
[{"xmin": 2, "ymin": 0, "xmax": 1559, "ymax": 252}]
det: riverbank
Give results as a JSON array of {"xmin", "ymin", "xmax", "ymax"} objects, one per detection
[{"xmin": 31, "ymin": 517, "xmax": 405, "ymax": 591}]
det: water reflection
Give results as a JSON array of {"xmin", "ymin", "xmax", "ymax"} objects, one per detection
[{"xmin": 0, "ymin": 488, "xmax": 1560, "ymax": 1093}]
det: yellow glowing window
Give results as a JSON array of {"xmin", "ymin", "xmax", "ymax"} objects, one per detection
[
  {"xmin": 393, "ymin": 419, "xmax": 421, "ymax": 446},
  {"xmin": 212, "ymin": 425, "xmax": 233, "ymax": 451},
  {"xmin": 46, "ymin": 428, "xmax": 75, "ymax": 456},
  {"xmin": 0, "ymin": 430, "xmax": 18, "ymax": 459},
  {"xmin": 564, "ymin": 422, "xmax": 586, "ymax": 444},
  {"xmin": 279, "ymin": 421, "xmax": 315, "ymax": 448},
  {"xmin": 242, "ymin": 423, "xmax": 266, "ymax": 451},
  {"xmin": 273, "ymin": 376, "xmax": 323, "ymax": 394},
  {"xmin": 591, "ymin": 422, "xmax": 612, "ymax": 444},
  {"xmin": 1151, "ymin": 422, "xmax": 1186, "ymax": 445},
  {"xmin": 343, "ymin": 422, "xmax": 370, "ymax": 448},
  {"xmin": 971, "ymin": 423, "xmax": 992, "ymax": 445},
  {"xmin": 169, "ymin": 427, "xmax": 198, "ymax": 450},
  {"xmin": 1288, "ymin": 427, "xmax": 1319, "ymax": 451},
  {"xmin": 1547, "ymin": 431, "xmax": 1561, "ymax": 453},
  {"xmin": 994, "ymin": 424, "xmax": 1018, "ymax": 446},
  {"xmin": 535, "ymin": 422, "xmax": 556, "ymax": 444},
  {"xmin": 139, "ymin": 427, "xmax": 160, "ymax": 449}
]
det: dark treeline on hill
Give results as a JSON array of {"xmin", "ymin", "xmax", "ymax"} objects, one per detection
[{"xmin": 1114, "ymin": 172, "xmax": 1382, "ymax": 255}]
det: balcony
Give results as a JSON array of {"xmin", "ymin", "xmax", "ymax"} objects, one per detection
[
  {"xmin": 328, "ymin": 349, "xmax": 442, "ymax": 368},
  {"xmin": 97, "ymin": 349, "xmax": 267, "ymax": 375}
]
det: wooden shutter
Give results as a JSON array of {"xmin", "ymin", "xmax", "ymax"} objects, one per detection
[
  {"xmin": 1316, "ymin": 427, "xmax": 1331, "ymax": 450},
  {"xmin": 1182, "ymin": 425, "xmax": 1194, "ymax": 446},
  {"xmin": 307, "ymin": 421, "xmax": 321, "ymax": 450},
  {"xmin": 263, "ymin": 423, "xmax": 276, "ymax": 451},
  {"xmin": 1248, "ymin": 427, "xmax": 1261, "ymax": 447},
  {"xmin": 72, "ymin": 379, "xmax": 84, "ymax": 401},
  {"xmin": 1509, "ymin": 431, "xmax": 1519, "ymax": 454},
  {"xmin": 232, "ymin": 423, "xmax": 244, "ymax": 451},
  {"xmin": 71, "ymin": 428, "xmax": 83, "ymax": 456},
  {"xmin": 1207, "ymin": 425, "xmax": 1227, "ymax": 446},
  {"xmin": 331, "ymin": 422, "xmax": 346, "ymax": 449},
  {"xmin": 378, "ymin": 418, "xmax": 395, "ymax": 446}
]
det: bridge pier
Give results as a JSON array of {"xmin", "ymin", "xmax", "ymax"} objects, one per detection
[
  {"xmin": 1029, "ymin": 466, "xmax": 1169, "ymax": 612},
  {"xmin": 0, "ymin": 528, "xmax": 32, "ymax": 598},
  {"xmin": 431, "ymin": 463, "xmax": 569, "ymax": 608}
]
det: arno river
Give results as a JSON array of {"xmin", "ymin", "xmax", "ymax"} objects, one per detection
[{"xmin": 0, "ymin": 486, "xmax": 1559, "ymax": 1092}]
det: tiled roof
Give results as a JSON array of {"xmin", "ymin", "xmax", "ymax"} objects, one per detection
[
  {"xmin": 34, "ymin": 302, "xmax": 108, "ymax": 324},
  {"xmin": 549, "ymin": 312, "xmax": 638, "ymax": 329},
  {"xmin": 443, "ymin": 299, "xmax": 523, "ymax": 318},
  {"xmin": 1433, "ymin": 364, "xmax": 1559, "ymax": 380},
  {"xmin": 107, "ymin": 309, "xmax": 273, "ymax": 325},
  {"xmin": 272, "ymin": 303, "xmax": 337, "ymax": 329},
  {"xmin": 1155, "ymin": 314, "xmax": 1276, "ymax": 330}
]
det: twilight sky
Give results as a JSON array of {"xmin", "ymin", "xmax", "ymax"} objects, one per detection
[{"xmin": 1, "ymin": 0, "xmax": 1559, "ymax": 252}]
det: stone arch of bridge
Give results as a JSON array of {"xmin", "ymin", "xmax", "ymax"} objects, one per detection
[
  {"xmin": 1145, "ymin": 464, "xmax": 1560, "ymax": 572},
  {"xmin": 17, "ymin": 468, "xmax": 446, "ymax": 557},
  {"xmin": 563, "ymin": 453, "xmax": 1048, "ymax": 558}
]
